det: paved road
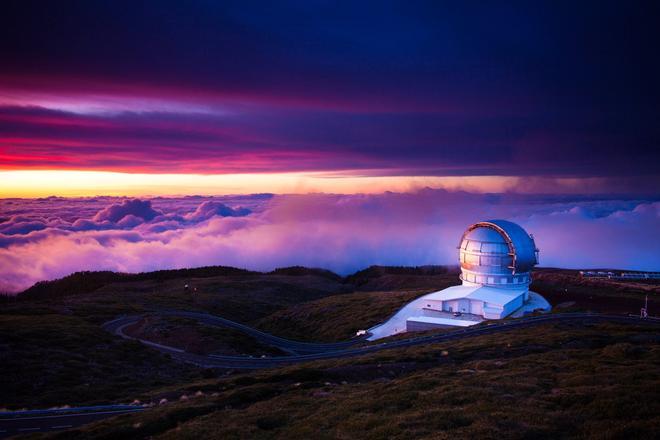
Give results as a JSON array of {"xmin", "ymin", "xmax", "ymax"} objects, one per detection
[
  {"xmin": 103, "ymin": 310, "xmax": 363, "ymax": 356},
  {"xmin": 5, "ymin": 312, "xmax": 657, "ymax": 437},
  {"xmin": 0, "ymin": 407, "xmax": 144, "ymax": 439},
  {"xmin": 104, "ymin": 311, "xmax": 660, "ymax": 369}
]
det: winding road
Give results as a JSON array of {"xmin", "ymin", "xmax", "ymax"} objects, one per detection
[
  {"xmin": 4, "ymin": 311, "xmax": 657, "ymax": 437},
  {"xmin": 103, "ymin": 310, "xmax": 660, "ymax": 369},
  {"xmin": 0, "ymin": 406, "xmax": 144, "ymax": 439}
]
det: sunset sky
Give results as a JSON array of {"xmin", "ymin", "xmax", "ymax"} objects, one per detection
[
  {"xmin": 1, "ymin": 1, "xmax": 658, "ymax": 196},
  {"xmin": 1, "ymin": 1, "xmax": 659, "ymax": 290}
]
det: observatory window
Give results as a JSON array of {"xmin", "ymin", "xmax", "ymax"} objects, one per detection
[
  {"xmin": 467, "ymin": 241, "xmax": 481, "ymax": 252},
  {"xmin": 482, "ymin": 243, "xmax": 505, "ymax": 253},
  {"xmin": 465, "ymin": 254, "xmax": 480, "ymax": 265},
  {"xmin": 487, "ymin": 277, "xmax": 495, "ymax": 284},
  {"xmin": 500, "ymin": 277, "xmax": 507, "ymax": 284},
  {"xmin": 482, "ymin": 256, "xmax": 501, "ymax": 266}
]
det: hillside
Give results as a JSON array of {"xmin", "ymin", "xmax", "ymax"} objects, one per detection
[
  {"xmin": 255, "ymin": 290, "xmax": 427, "ymax": 342},
  {"xmin": 0, "ymin": 267, "xmax": 353, "ymax": 409},
  {"xmin": 2, "ymin": 264, "xmax": 658, "ymax": 417},
  {"xmin": 0, "ymin": 314, "xmax": 199, "ymax": 409},
  {"xmin": 531, "ymin": 268, "xmax": 660, "ymax": 314},
  {"xmin": 38, "ymin": 320, "xmax": 660, "ymax": 439}
]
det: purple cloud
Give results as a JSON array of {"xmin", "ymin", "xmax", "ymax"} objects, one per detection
[
  {"xmin": 185, "ymin": 201, "xmax": 251, "ymax": 222},
  {"xmin": 0, "ymin": 191, "xmax": 658, "ymax": 293},
  {"xmin": 116, "ymin": 214, "xmax": 145, "ymax": 229},
  {"xmin": 69, "ymin": 218, "xmax": 115, "ymax": 232},
  {"xmin": 93, "ymin": 199, "xmax": 161, "ymax": 223},
  {"xmin": 0, "ymin": 217, "xmax": 47, "ymax": 235}
]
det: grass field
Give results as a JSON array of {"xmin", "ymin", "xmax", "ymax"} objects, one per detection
[
  {"xmin": 2, "ymin": 264, "xmax": 658, "ymax": 422},
  {"xmin": 124, "ymin": 316, "xmax": 286, "ymax": 356},
  {"xmin": 0, "ymin": 314, "xmax": 199, "ymax": 409},
  {"xmin": 36, "ymin": 320, "xmax": 660, "ymax": 439}
]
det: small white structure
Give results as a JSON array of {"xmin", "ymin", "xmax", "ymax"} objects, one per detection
[{"xmin": 367, "ymin": 220, "xmax": 551, "ymax": 340}]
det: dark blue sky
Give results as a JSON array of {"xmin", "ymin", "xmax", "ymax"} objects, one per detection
[{"xmin": 1, "ymin": 0, "xmax": 658, "ymax": 184}]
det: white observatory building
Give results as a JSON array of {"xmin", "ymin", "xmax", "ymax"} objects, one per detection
[{"xmin": 367, "ymin": 220, "xmax": 551, "ymax": 340}]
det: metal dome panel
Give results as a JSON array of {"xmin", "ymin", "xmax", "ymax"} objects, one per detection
[
  {"xmin": 484, "ymin": 219, "xmax": 538, "ymax": 271},
  {"xmin": 458, "ymin": 219, "xmax": 539, "ymax": 288}
]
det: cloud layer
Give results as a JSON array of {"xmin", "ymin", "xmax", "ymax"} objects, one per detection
[{"xmin": 1, "ymin": 191, "xmax": 658, "ymax": 293}]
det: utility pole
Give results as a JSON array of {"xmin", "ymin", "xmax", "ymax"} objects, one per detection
[{"xmin": 640, "ymin": 295, "xmax": 648, "ymax": 319}]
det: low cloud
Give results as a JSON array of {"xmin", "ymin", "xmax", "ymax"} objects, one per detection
[
  {"xmin": 0, "ymin": 217, "xmax": 47, "ymax": 235},
  {"xmin": 0, "ymin": 191, "xmax": 658, "ymax": 292},
  {"xmin": 185, "ymin": 201, "xmax": 252, "ymax": 222},
  {"xmin": 93, "ymin": 199, "xmax": 161, "ymax": 223}
]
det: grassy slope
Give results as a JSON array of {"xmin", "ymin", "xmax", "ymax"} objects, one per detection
[
  {"xmin": 255, "ymin": 289, "xmax": 435, "ymax": 342},
  {"xmin": 256, "ymin": 267, "xmax": 660, "ymax": 342},
  {"xmin": 531, "ymin": 268, "xmax": 660, "ymax": 314},
  {"xmin": 0, "ymin": 314, "xmax": 199, "ymax": 409},
  {"xmin": 0, "ymin": 268, "xmax": 351, "ymax": 409},
  {"xmin": 3, "ymin": 265, "xmax": 658, "ymax": 413},
  {"xmin": 41, "ymin": 321, "xmax": 660, "ymax": 440},
  {"xmin": 124, "ymin": 316, "xmax": 285, "ymax": 356},
  {"xmin": 255, "ymin": 268, "xmax": 460, "ymax": 342},
  {"xmin": 62, "ymin": 272, "xmax": 352, "ymax": 325}
]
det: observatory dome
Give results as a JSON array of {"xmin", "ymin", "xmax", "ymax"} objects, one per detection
[{"xmin": 458, "ymin": 220, "xmax": 538, "ymax": 288}]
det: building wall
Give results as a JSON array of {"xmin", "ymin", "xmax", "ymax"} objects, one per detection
[
  {"xmin": 442, "ymin": 299, "xmax": 470, "ymax": 313},
  {"xmin": 470, "ymin": 299, "xmax": 484, "ymax": 315},
  {"xmin": 423, "ymin": 299, "xmax": 443, "ymax": 311},
  {"xmin": 483, "ymin": 305, "xmax": 504, "ymax": 319},
  {"xmin": 436, "ymin": 290, "xmax": 525, "ymax": 319},
  {"xmin": 406, "ymin": 320, "xmax": 457, "ymax": 332},
  {"xmin": 442, "ymin": 300, "xmax": 457, "ymax": 313},
  {"xmin": 502, "ymin": 293, "xmax": 524, "ymax": 316}
]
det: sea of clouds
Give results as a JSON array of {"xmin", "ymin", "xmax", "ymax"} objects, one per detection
[{"xmin": 1, "ymin": 190, "xmax": 659, "ymax": 293}]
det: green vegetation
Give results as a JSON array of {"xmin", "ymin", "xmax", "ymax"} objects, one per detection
[
  {"xmin": 19, "ymin": 266, "xmax": 257, "ymax": 301},
  {"xmin": 0, "ymin": 267, "xmax": 354, "ymax": 409},
  {"xmin": 127, "ymin": 316, "xmax": 285, "ymax": 356},
  {"xmin": 256, "ymin": 290, "xmax": 430, "ymax": 342},
  {"xmin": 532, "ymin": 268, "xmax": 659, "ymax": 315},
  {"xmin": 345, "ymin": 265, "xmax": 454, "ymax": 291},
  {"xmin": 3, "ymin": 262, "xmax": 658, "ymax": 438},
  {"xmin": 268, "ymin": 266, "xmax": 342, "ymax": 281},
  {"xmin": 2, "ymin": 268, "xmax": 354, "ymax": 325},
  {"xmin": 39, "ymin": 321, "xmax": 660, "ymax": 439},
  {"xmin": 0, "ymin": 314, "xmax": 198, "ymax": 409}
]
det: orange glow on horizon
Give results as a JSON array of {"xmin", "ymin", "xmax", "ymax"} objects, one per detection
[
  {"xmin": 0, "ymin": 170, "xmax": 527, "ymax": 197},
  {"xmin": 0, "ymin": 170, "xmax": 617, "ymax": 197}
]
